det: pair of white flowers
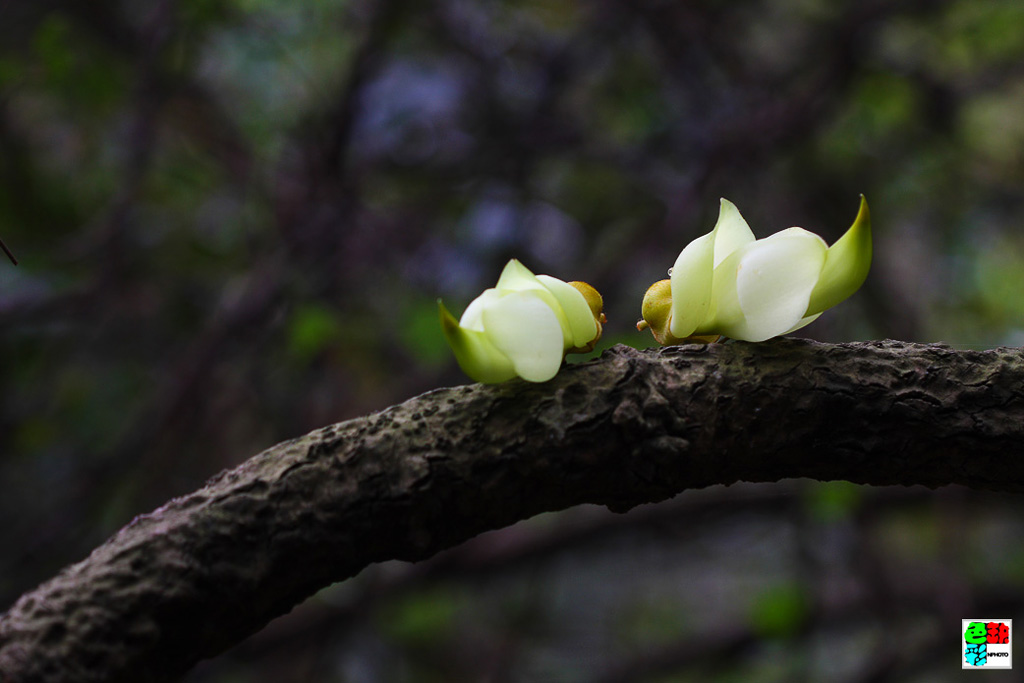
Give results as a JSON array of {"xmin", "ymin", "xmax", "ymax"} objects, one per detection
[{"xmin": 441, "ymin": 197, "xmax": 871, "ymax": 384}]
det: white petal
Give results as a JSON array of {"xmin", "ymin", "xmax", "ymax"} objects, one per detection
[
  {"xmin": 481, "ymin": 291, "xmax": 565, "ymax": 382},
  {"xmin": 491, "ymin": 260, "xmax": 571, "ymax": 342},
  {"xmin": 495, "ymin": 259, "xmax": 546, "ymax": 293},
  {"xmin": 712, "ymin": 199, "xmax": 756, "ymax": 267},
  {"xmin": 668, "ymin": 231, "xmax": 715, "ymax": 339},
  {"xmin": 536, "ymin": 275, "xmax": 597, "ymax": 348},
  {"xmin": 459, "ymin": 289, "xmax": 500, "ymax": 332},
  {"xmin": 713, "ymin": 228, "xmax": 827, "ymax": 341}
]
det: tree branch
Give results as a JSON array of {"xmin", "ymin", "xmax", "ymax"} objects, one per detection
[{"xmin": 3, "ymin": 338, "xmax": 1024, "ymax": 682}]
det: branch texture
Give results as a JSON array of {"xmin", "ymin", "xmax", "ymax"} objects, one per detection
[{"xmin": 3, "ymin": 339, "xmax": 1024, "ymax": 682}]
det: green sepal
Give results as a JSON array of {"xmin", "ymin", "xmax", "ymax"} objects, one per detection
[
  {"xmin": 438, "ymin": 299, "xmax": 516, "ymax": 384},
  {"xmin": 805, "ymin": 195, "xmax": 872, "ymax": 316}
]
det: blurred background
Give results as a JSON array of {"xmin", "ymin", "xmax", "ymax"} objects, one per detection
[{"xmin": 3, "ymin": 0, "xmax": 1024, "ymax": 680}]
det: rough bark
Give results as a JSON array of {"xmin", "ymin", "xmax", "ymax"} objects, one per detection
[{"xmin": 3, "ymin": 338, "xmax": 1024, "ymax": 682}]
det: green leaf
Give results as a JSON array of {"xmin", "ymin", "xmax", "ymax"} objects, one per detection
[
  {"xmin": 749, "ymin": 584, "xmax": 809, "ymax": 638},
  {"xmin": 287, "ymin": 304, "xmax": 343, "ymax": 360},
  {"xmin": 398, "ymin": 297, "xmax": 452, "ymax": 366},
  {"xmin": 378, "ymin": 590, "xmax": 461, "ymax": 646},
  {"xmin": 34, "ymin": 16, "xmax": 75, "ymax": 81},
  {"xmin": 803, "ymin": 481, "xmax": 863, "ymax": 522}
]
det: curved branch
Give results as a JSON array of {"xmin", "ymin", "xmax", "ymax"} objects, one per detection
[{"xmin": 2, "ymin": 339, "xmax": 1023, "ymax": 682}]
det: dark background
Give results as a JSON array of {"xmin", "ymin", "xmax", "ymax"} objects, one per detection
[{"xmin": 3, "ymin": 0, "xmax": 1024, "ymax": 680}]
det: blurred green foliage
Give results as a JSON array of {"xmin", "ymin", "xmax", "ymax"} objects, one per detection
[
  {"xmin": 803, "ymin": 481, "xmax": 863, "ymax": 522},
  {"xmin": 377, "ymin": 589, "xmax": 463, "ymax": 648},
  {"xmin": 3, "ymin": 0, "xmax": 1024, "ymax": 680},
  {"xmin": 749, "ymin": 584, "xmax": 809, "ymax": 638}
]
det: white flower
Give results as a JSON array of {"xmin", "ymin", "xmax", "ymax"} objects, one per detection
[
  {"xmin": 439, "ymin": 260, "xmax": 605, "ymax": 383},
  {"xmin": 639, "ymin": 196, "xmax": 871, "ymax": 343}
]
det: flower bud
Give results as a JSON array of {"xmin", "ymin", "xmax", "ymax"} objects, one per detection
[{"xmin": 440, "ymin": 260, "xmax": 606, "ymax": 383}]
